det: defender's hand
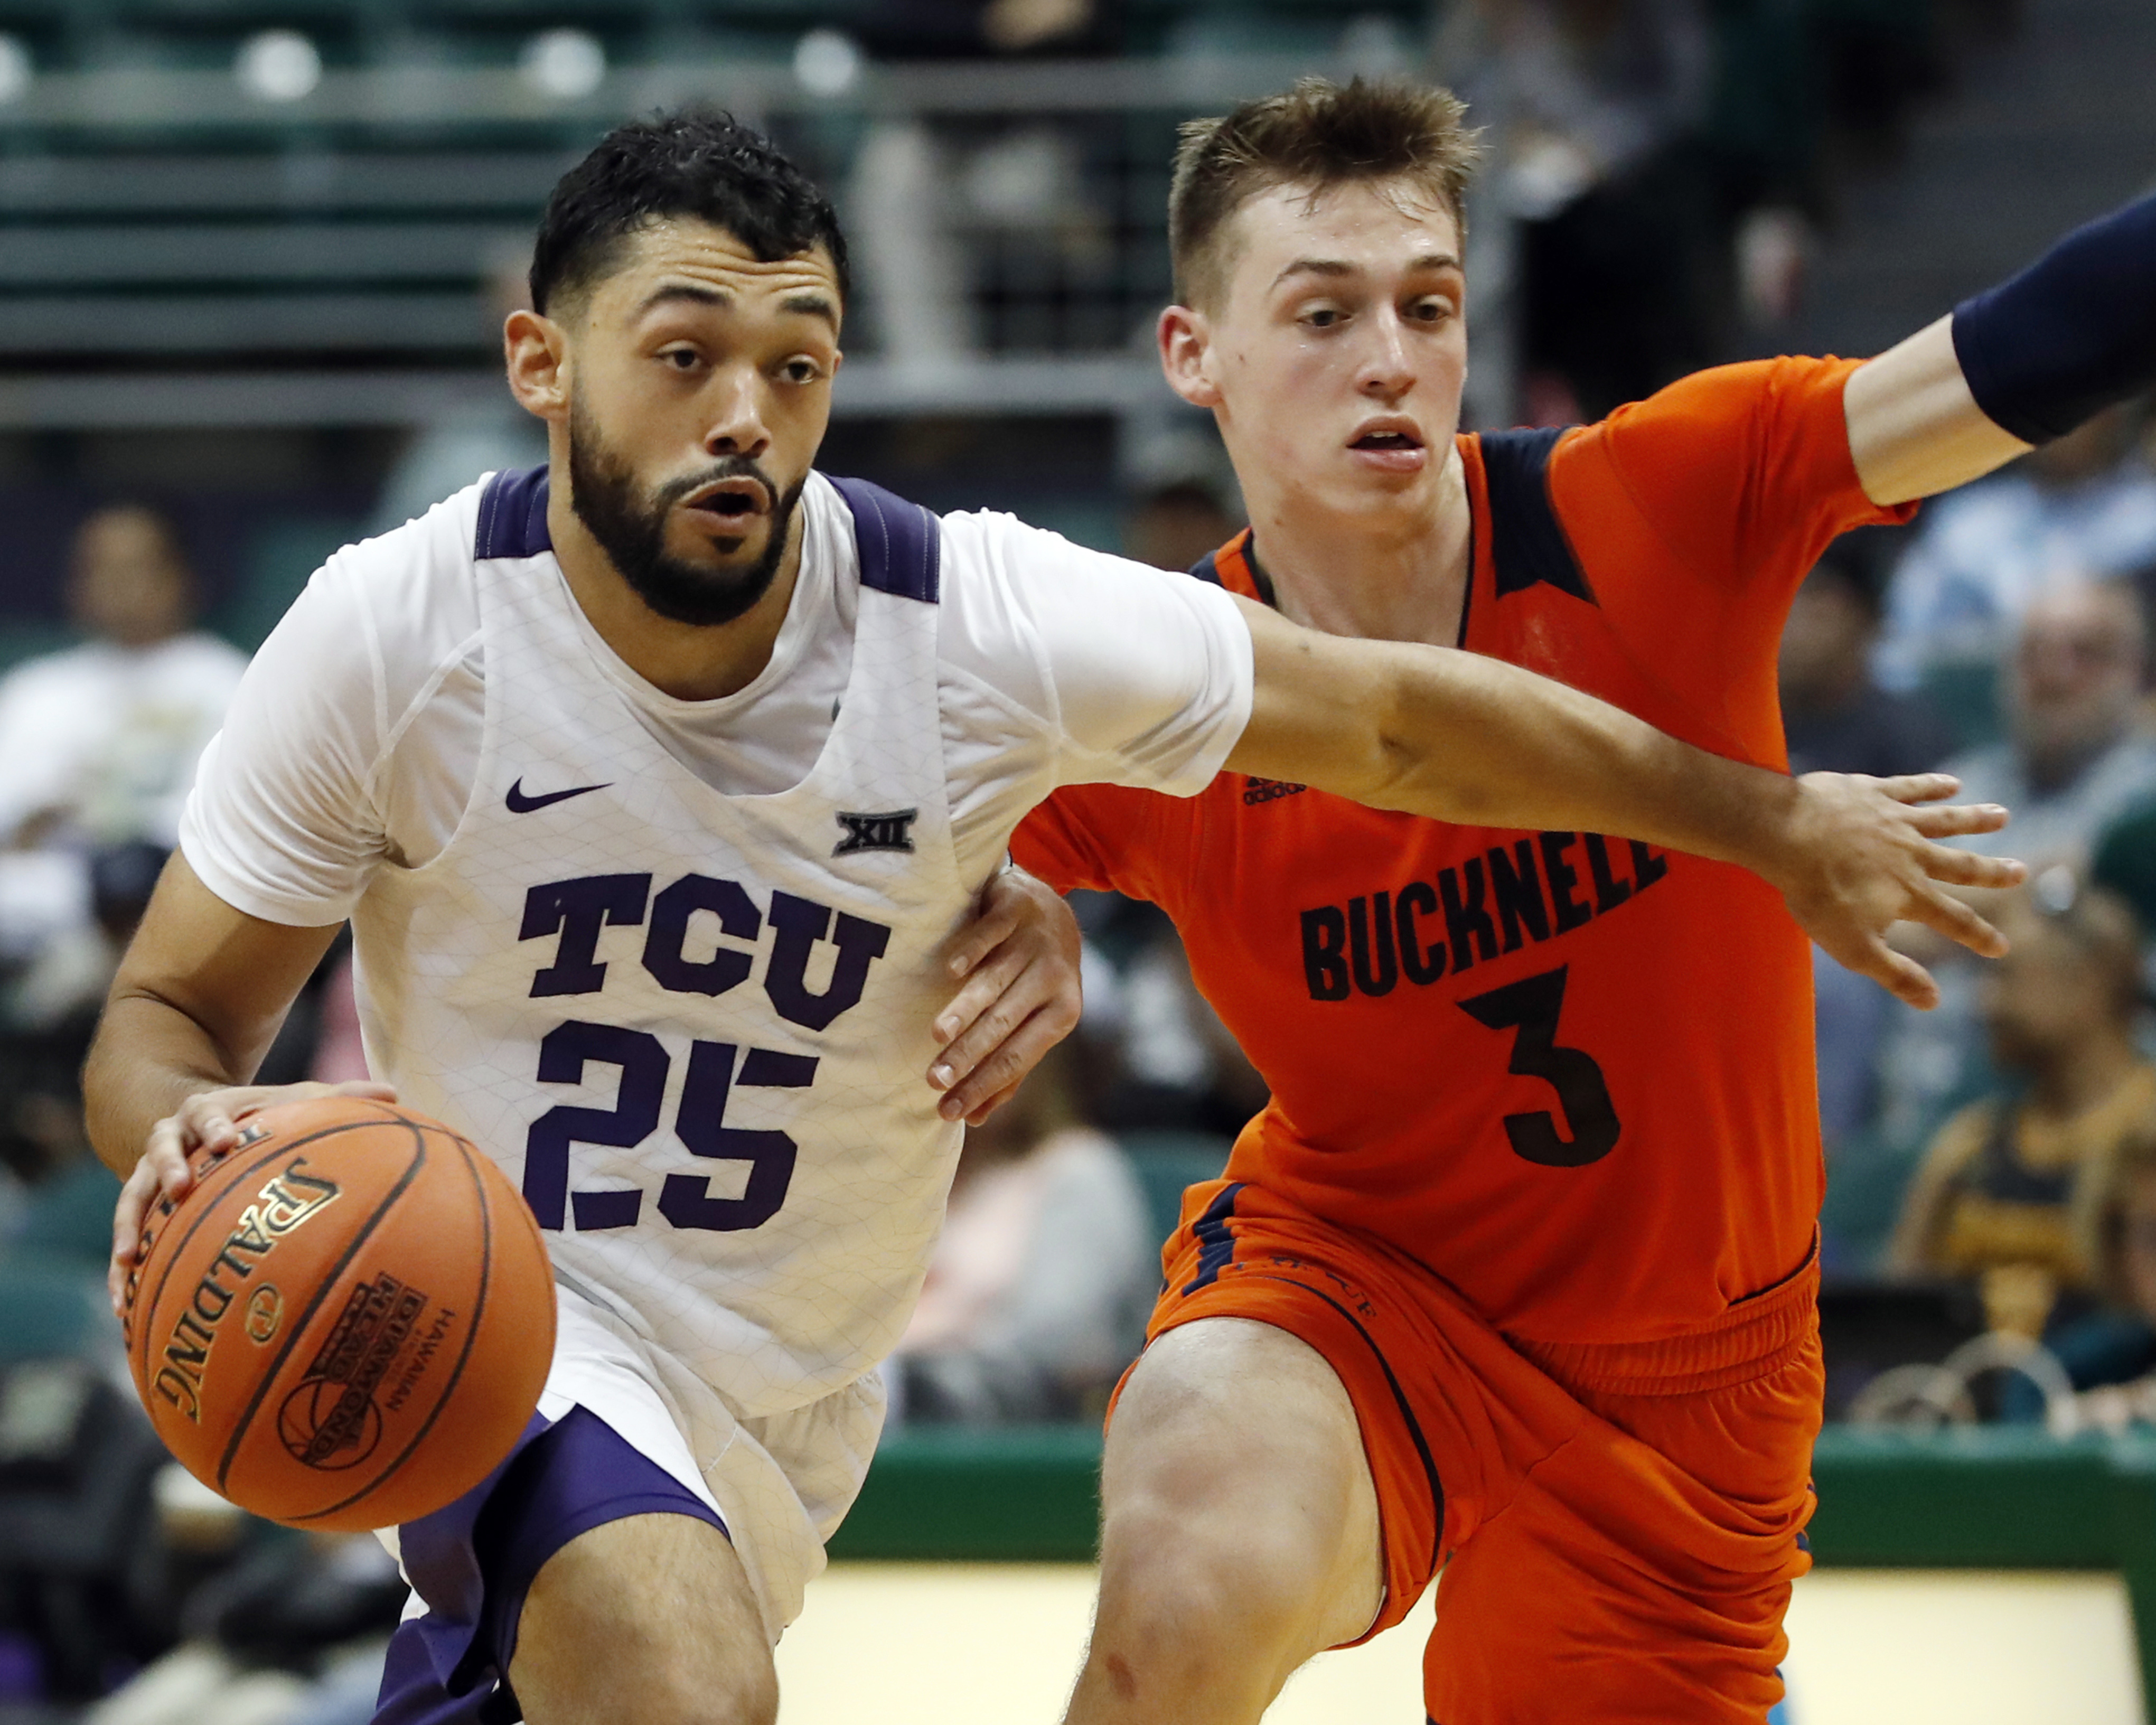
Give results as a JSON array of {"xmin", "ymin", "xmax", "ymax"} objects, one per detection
[
  {"xmin": 109, "ymin": 1078, "xmax": 397, "ymax": 1315},
  {"xmin": 929, "ymin": 867, "xmax": 1083, "ymax": 1125},
  {"xmin": 1772, "ymin": 773, "xmax": 2024, "ymax": 1009}
]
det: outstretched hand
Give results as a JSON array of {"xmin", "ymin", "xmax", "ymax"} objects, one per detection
[
  {"xmin": 1773, "ymin": 772, "xmax": 2025, "ymax": 1008},
  {"xmin": 928, "ymin": 866, "xmax": 1083, "ymax": 1124}
]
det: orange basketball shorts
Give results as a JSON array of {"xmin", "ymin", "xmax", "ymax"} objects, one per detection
[{"xmin": 1130, "ymin": 1178, "xmax": 1823, "ymax": 1725}]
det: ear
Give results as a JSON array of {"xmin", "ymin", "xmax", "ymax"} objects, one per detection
[
  {"xmin": 1158, "ymin": 303, "xmax": 1222, "ymax": 410},
  {"xmin": 504, "ymin": 308, "xmax": 570, "ymax": 423}
]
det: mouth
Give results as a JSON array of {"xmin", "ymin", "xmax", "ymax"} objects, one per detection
[
  {"xmin": 680, "ymin": 477, "xmax": 772, "ymax": 522},
  {"xmin": 1349, "ymin": 422, "xmax": 1425, "ymax": 454}
]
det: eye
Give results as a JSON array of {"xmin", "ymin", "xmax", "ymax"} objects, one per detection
[
  {"xmin": 660, "ymin": 346, "xmax": 702, "ymax": 372},
  {"xmin": 1408, "ymin": 296, "xmax": 1454, "ymax": 324},
  {"xmin": 1301, "ymin": 305, "xmax": 1345, "ymax": 331},
  {"xmin": 780, "ymin": 356, "xmax": 825, "ymax": 385}
]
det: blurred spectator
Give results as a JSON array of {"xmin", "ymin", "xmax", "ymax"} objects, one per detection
[
  {"xmin": 370, "ymin": 251, "xmax": 548, "ymax": 535},
  {"xmin": 1874, "ymin": 400, "xmax": 2156, "ymax": 695},
  {"xmin": 1784, "ymin": 532, "xmax": 1957, "ymax": 1147},
  {"xmin": 1079, "ymin": 902, "xmax": 1268, "ymax": 1138},
  {"xmin": 0, "ymin": 506, "xmax": 244, "ymax": 858},
  {"xmin": 87, "ymin": 1530, "xmax": 405, "ymax": 1725},
  {"xmin": 1466, "ymin": 0, "xmax": 1721, "ymax": 420},
  {"xmin": 1935, "ymin": 577, "xmax": 2156, "ymax": 865},
  {"xmin": 887, "ymin": 1043, "xmax": 1154, "ymax": 1424},
  {"xmin": 1887, "ymin": 884, "xmax": 2153, "ymax": 1339},
  {"xmin": 1780, "ymin": 532, "xmax": 1957, "ymax": 780},
  {"xmin": 1869, "ymin": 578, "xmax": 2156, "ymax": 1154},
  {"xmin": 848, "ymin": 2, "xmax": 1109, "ymax": 368},
  {"xmin": 1122, "ymin": 477, "xmax": 1240, "ymax": 575},
  {"xmin": 2033, "ymin": 1134, "xmax": 2156, "ymax": 1432}
]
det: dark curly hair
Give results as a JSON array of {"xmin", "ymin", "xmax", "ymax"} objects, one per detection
[{"xmin": 530, "ymin": 110, "xmax": 849, "ymax": 315}]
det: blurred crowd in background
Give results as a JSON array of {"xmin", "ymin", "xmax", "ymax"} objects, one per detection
[{"xmin": 0, "ymin": 0, "xmax": 2146, "ymax": 1713}]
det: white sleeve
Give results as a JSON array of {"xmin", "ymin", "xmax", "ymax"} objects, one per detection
[
  {"xmin": 179, "ymin": 495, "xmax": 486, "ymax": 925},
  {"xmin": 178, "ymin": 550, "xmax": 392, "ymax": 926},
  {"xmin": 939, "ymin": 511, "xmax": 1254, "ymax": 798}
]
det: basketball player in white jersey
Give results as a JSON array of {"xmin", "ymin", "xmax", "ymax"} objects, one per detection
[{"xmin": 86, "ymin": 114, "xmax": 2021, "ymax": 1725}]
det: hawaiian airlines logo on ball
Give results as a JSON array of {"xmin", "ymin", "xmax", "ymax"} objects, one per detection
[
  {"xmin": 278, "ymin": 1272, "xmax": 434, "ymax": 1470},
  {"xmin": 146, "ymin": 1159, "xmax": 342, "ymax": 1423}
]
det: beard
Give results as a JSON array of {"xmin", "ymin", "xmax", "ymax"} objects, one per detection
[{"xmin": 566, "ymin": 395, "xmax": 804, "ymax": 629}]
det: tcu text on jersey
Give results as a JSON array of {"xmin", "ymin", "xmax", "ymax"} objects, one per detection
[{"xmin": 515, "ymin": 869, "xmax": 891, "ymax": 1234}]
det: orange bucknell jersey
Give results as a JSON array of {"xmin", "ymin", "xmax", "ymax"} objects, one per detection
[{"xmin": 1015, "ymin": 357, "xmax": 1916, "ymax": 1345}]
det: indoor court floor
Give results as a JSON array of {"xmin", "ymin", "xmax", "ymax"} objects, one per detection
[{"xmin": 773, "ymin": 1564, "xmax": 2145, "ymax": 1723}]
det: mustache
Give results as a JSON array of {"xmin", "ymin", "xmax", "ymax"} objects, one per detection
[{"xmin": 657, "ymin": 455, "xmax": 778, "ymax": 515}]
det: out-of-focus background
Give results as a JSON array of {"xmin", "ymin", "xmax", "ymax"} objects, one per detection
[{"xmin": 0, "ymin": 0, "xmax": 2154, "ymax": 1719}]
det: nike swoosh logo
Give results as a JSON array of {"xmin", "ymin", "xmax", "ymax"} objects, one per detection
[{"xmin": 505, "ymin": 777, "xmax": 611, "ymax": 814}]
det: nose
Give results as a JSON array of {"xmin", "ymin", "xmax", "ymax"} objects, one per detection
[
  {"xmin": 702, "ymin": 363, "xmax": 772, "ymax": 462},
  {"xmin": 1355, "ymin": 305, "xmax": 1416, "ymax": 400}
]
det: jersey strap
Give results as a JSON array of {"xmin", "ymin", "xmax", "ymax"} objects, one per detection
[
  {"xmin": 1480, "ymin": 428, "xmax": 1597, "ymax": 607},
  {"xmin": 828, "ymin": 475, "xmax": 941, "ymax": 604},
  {"xmin": 475, "ymin": 465, "xmax": 552, "ymax": 560}
]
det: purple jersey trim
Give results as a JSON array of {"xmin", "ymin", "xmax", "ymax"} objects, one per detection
[
  {"xmin": 827, "ymin": 474, "xmax": 941, "ymax": 604},
  {"xmin": 372, "ymin": 1405, "xmax": 727, "ymax": 1724},
  {"xmin": 474, "ymin": 466, "xmax": 551, "ymax": 562}
]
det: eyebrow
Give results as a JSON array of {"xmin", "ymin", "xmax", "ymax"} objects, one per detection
[
  {"xmin": 1271, "ymin": 251, "xmax": 1464, "ymax": 289},
  {"xmin": 633, "ymin": 282, "xmax": 840, "ymax": 329}
]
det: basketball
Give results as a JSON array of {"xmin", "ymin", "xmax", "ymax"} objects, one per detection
[{"xmin": 121, "ymin": 1094, "xmax": 555, "ymax": 1532}]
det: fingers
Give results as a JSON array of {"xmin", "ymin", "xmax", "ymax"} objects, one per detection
[
  {"xmin": 1835, "ymin": 930, "xmax": 1943, "ymax": 1011},
  {"xmin": 940, "ymin": 1004, "xmax": 1075, "ymax": 1122},
  {"xmin": 963, "ymin": 1080, "xmax": 1025, "ymax": 1128},
  {"xmin": 1905, "ymin": 883, "xmax": 2012, "ymax": 960},
  {"xmin": 1864, "ymin": 773, "xmax": 1963, "ymax": 807},
  {"xmin": 930, "ymin": 941, "xmax": 1030, "ymax": 1085},
  {"xmin": 1908, "ymin": 841, "xmax": 2027, "ymax": 890},
  {"xmin": 1902, "ymin": 802, "xmax": 2010, "ymax": 839},
  {"xmin": 108, "ymin": 1156, "xmax": 165, "ymax": 1314},
  {"xmin": 941, "ymin": 891, "xmax": 1023, "ymax": 992}
]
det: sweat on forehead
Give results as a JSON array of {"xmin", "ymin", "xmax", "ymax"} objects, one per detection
[{"xmin": 530, "ymin": 109, "xmax": 849, "ymax": 317}]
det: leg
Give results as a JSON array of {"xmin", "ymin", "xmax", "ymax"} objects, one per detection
[
  {"xmin": 1065, "ymin": 1317, "xmax": 1384, "ymax": 1725},
  {"xmin": 511, "ymin": 1511, "xmax": 776, "ymax": 1725}
]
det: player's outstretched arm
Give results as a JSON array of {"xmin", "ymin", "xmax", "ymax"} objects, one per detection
[
  {"xmin": 85, "ymin": 850, "xmax": 393, "ymax": 1312},
  {"xmin": 1847, "ymin": 192, "xmax": 2156, "ymax": 504},
  {"xmin": 1224, "ymin": 596, "xmax": 2025, "ymax": 1008}
]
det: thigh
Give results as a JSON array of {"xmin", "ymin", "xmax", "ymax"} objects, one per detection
[
  {"xmin": 1102, "ymin": 1316, "xmax": 1384, "ymax": 1658},
  {"xmin": 511, "ymin": 1510, "xmax": 773, "ymax": 1725}
]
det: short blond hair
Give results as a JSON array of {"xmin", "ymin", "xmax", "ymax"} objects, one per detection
[{"xmin": 1169, "ymin": 77, "xmax": 1481, "ymax": 309}]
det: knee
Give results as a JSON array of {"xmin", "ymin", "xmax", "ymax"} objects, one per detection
[
  {"xmin": 597, "ymin": 1661, "xmax": 777, "ymax": 1725},
  {"xmin": 1094, "ymin": 1489, "xmax": 1333, "ymax": 1667}
]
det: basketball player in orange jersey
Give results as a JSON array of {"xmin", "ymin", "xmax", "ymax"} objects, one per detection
[{"xmin": 1013, "ymin": 80, "xmax": 2156, "ymax": 1724}]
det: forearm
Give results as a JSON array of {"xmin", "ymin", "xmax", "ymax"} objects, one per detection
[
  {"xmin": 83, "ymin": 990, "xmax": 260, "ymax": 1178},
  {"xmin": 1356, "ymin": 648, "xmax": 1805, "ymax": 877}
]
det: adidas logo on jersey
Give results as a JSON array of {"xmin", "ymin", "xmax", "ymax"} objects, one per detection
[{"xmin": 1242, "ymin": 777, "xmax": 1308, "ymax": 805}]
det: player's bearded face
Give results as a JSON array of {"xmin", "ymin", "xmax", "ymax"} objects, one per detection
[{"xmin": 566, "ymin": 388, "xmax": 805, "ymax": 629}]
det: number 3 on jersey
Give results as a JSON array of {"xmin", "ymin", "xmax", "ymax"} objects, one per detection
[
  {"xmin": 1458, "ymin": 965, "xmax": 1620, "ymax": 1167},
  {"xmin": 521, "ymin": 1021, "xmax": 817, "ymax": 1233}
]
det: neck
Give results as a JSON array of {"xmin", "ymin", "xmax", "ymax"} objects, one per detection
[
  {"xmin": 546, "ymin": 485, "xmax": 804, "ymax": 702},
  {"xmin": 2028, "ymin": 1028, "xmax": 2141, "ymax": 1120},
  {"xmin": 1242, "ymin": 445, "xmax": 1473, "ymax": 645}
]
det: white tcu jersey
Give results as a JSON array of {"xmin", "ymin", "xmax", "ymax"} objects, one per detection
[{"xmin": 353, "ymin": 468, "xmax": 969, "ymax": 1418}]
